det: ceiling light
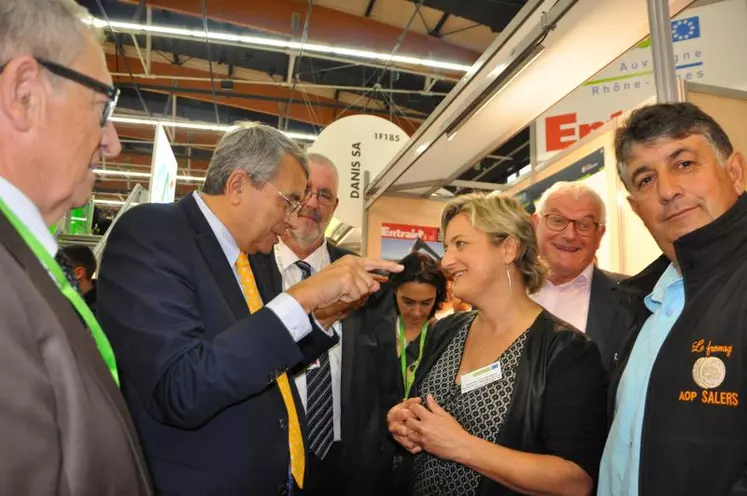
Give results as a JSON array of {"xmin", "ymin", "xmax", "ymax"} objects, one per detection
[
  {"xmin": 109, "ymin": 116, "xmax": 318, "ymax": 141},
  {"xmin": 85, "ymin": 17, "xmax": 472, "ymax": 72},
  {"xmin": 94, "ymin": 168, "xmax": 207, "ymax": 183},
  {"xmin": 94, "ymin": 169, "xmax": 151, "ymax": 179},
  {"xmin": 93, "ymin": 199, "xmax": 131, "ymax": 207}
]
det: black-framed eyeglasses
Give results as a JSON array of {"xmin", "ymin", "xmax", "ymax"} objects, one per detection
[
  {"xmin": 306, "ymin": 189, "xmax": 336, "ymax": 208},
  {"xmin": 544, "ymin": 213, "xmax": 601, "ymax": 236},
  {"xmin": 0, "ymin": 57, "xmax": 119, "ymax": 127}
]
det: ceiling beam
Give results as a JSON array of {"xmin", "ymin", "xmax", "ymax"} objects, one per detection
[
  {"xmin": 364, "ymin": 0, "xmax": 377, "ymax": 18},
  {"xmin": 430, "ymin": 13, "xmax": 450, "ymax": 38},
  {"xmin": 117, "ymin": 0, "xmax": 478, "ymax": 68}
]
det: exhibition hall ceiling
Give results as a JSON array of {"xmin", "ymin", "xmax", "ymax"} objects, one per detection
[{"xmin": 76, "ymin": 0, "xmax": 532, "ymax": 205}]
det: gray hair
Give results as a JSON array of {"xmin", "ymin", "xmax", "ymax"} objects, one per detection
[
  {"xmin": 306, "ymin": 152, "xmax": 339, "ymax": 186},
  {"xmin": 535, "ymin": 181, "xmax": 606, "ymax": 225},
  {"xmin": 0, "ymin": 0, "xmax": 102, "ymax": 68},
  {"xmin": 202, "ymin": 122, "xmax": 309, "ymax": 194},
  {"xmin": 615, "ymin": 103, "xmax": 733, "ymax": 190}
]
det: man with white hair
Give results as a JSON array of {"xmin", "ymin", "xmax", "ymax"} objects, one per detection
[
  {"xmin": 0, "ymin": 0, "xmax": 151, "ymax": 493},
  {"xmin": 252, "ymin": 152, "xmax": 396, "ymax": 495},
  {"xmin": 531, "ymin": 181, "xmax": 634, "ymax": 371}
]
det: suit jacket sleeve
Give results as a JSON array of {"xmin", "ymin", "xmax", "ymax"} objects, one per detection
[{"xmin": 98, "ymin": 206, "xmax": 308, "ymax": 430}]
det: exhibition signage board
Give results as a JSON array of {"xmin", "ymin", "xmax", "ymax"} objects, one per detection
[
  {"xmin": 535, "ymin": 0, "xmax": 747, "ymax": 163},
  {"xmin": 380, "ymin": 222, "xmax": 444, "ymax": 261},
  {"xmin": 308, "ymin": 115, "xmax": 409, "ymax": 231},
  {"xmin": 148, "ymin": 123, "xmax": 178, "ymax": 204}
]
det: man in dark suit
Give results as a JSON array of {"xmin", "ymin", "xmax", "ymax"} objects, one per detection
[
  {"xmin": 531, "ymin": 181, "xmax": 634, "ymax": 371},
  {"xmin": 253, "ymin": 153, "xmax": 398, "ymax": 495},
  {"xmin": 97, "ymin": 125, "xmax": 402, "ymax": 496},
  {"xmin": 0, "ymin": 1, "xmax": 151, "ymax": 493}
]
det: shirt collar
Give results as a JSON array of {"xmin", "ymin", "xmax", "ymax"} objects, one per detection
[
  {"xmin": 0, "ymin": 176, "xmax": 58, "ymax": 257},
  {"xmin": 547, "ymin": 262, "xmax": 595, "ymax": 289},
  {"xmin": 192, "ymin": 191, "xmax": 240, "ymax": 267},
  {"xmin": 275, "ymin": 238, "xmax": 328, "ymax": 274},
  {"xmin": 645, "ymin": 262, "xmax": 683, "ymax": 311}
]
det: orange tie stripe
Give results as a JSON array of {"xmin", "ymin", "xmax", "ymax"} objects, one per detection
[{"xmin": 235, "ymin": 251, "xmax": 305, "ymax": 488}]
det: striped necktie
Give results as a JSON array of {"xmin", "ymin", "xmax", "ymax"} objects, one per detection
[
  {"xmin": 296, "ymin": 261, "xmax": 335, "ymax": 459},
  {"xmin": 235, "ymin": 251, "xmax": 305, "ymax": 488}
]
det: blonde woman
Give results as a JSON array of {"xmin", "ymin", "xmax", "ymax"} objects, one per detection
[{"xmin": 387, "ymin": 193, "xmax": 607, "ymax": 496}]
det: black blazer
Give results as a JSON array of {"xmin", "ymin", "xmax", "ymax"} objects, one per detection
[
  {"xmin": 586, "ymin": 267, "xmax": 636, "ymax": 372},
  {"xmin": 408, "ymin": 311, "xmax": 608, "ymax": 496},
  {"xmin": 253, "ymin": 243, "xmax": 401, "ymax": 496},
  {"xmin": 97, "ymin": 194, "xmax": 336, "ymax": 496}
]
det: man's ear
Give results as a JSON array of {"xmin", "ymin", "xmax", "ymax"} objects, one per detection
[
  {"xmin": 225, "ymin": 170, "xmax": 250, "ymax": 205},
  {"xmin": 73, "ymin": 266, "xmax": 86, "ymax": 282},
  {"xmin": 0, "ymin": 56, "xmax": 44, "ymax": 133},
  {"xmin": 627, "ymin": 195, "xmax": 640, "ymax": 218},
  {"xmin": 725, "ymin": 151, "xmax": 745, "ymax": 195}
]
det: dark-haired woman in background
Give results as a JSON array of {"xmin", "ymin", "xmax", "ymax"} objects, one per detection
[
  {"xmin": 390, "ymin": 252, "xmax": 448, "ymax": 399},
  {"xmin": 373, "ymin": 251, "xmax": 449, "ymax": 495}
]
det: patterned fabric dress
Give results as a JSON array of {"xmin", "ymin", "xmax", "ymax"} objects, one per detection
[{"xmin": 412, "ymin": 316, "xmax": 529, "ymax": 496}]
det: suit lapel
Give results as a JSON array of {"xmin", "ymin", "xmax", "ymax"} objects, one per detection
[
  {"xmin": 0, "ymin": 213, "xmax": 150, "ymax": 483},
  {"xmin": 327, "ymin": 245, "xmax": 361, "ymax": 408},
  {"xmin": 587, "ymin": 268, "xmax": 620, "ymax": 348},
  {"xmin": 178, "ymin": 195, "xmax": 248, "ymax": 320},
  {"xmin": 250, "ymin": 252, "xmax": 283, "ymax": 304}
]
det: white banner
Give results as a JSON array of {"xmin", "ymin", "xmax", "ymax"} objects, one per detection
[
  {"xmin": 308, "ymin": 114, "xmax": 409, "ymax": 230},
  {"xmin": 148, "ymin": 124, "xmax": 178, "ymax": 203},
  {"xmin": 535, "ymin": 0, "xmax": 747, "ymax": 164}
]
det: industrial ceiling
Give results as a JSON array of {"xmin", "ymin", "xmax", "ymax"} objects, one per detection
[{"xmin": 77, "ymin": 0, "xmax": 533, "ymax": 214}]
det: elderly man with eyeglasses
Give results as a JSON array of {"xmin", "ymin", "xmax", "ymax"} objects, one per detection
[
  {"xmin": 530, "ymin": 181, "xmax": 635, "ymax": 372},
  {"xmin": 0, "ymin": 1, "xmax": 152, "ymax": 494},
  {"xmin": 241, "ymin": 152, "xmax": 403, "ymax": 496},
  {"xmin": 97, "ymin": 124, "xmax": 403, "ymax": 496}
]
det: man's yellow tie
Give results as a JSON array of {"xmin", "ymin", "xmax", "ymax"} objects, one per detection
[{"xmin": 235, "ymin": 251, "xmax": 305, "ymax": 488}]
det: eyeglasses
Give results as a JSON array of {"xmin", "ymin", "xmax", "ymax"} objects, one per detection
[
  {"xmin": 0, "ymin": 57, "xmax": 120, "ymax": 127},
  {"xmin": 306, "ymin": 189, "xmax": 336, "ymax": 208},
  {"xmin": 262, "ymin": 179, "xmax": 305, "ymax": 216},
  {"xmin": 544, "ymin": 214, "xmax": 601, "ymax": 236}
]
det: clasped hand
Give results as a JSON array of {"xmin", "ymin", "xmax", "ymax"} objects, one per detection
[{"xmin": 386, "ymin": 394, "xmax": 472, "ymax": 461}]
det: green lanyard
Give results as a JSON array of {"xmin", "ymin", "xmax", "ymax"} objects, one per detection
[
  {"xmin": 0, "ymin": 198, "xmax": 119, "ymax": 386},
  {"xmin": 398, "ymin": 318, "xmax": 428, "ymax": 399}
]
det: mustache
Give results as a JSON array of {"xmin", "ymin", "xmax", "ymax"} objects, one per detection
[{"xmin": 298, "ymin": 207, "xmax": 322, "ymax": 223}]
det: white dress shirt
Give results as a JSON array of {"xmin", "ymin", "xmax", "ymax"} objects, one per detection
[
  {"xmin": 0, "ymin": 177, "xmax": 57, "ymax": 257},
  {"xmin": 531, "ymin": 263, "xmax": 595, "ymax": 332},
  {"xmin": 192, "ymin": 191, "xmax": 314, "ymax": 342},
  {"xmin": 275, "ymin": 240, "xmax": 343, "ymax": 442}
]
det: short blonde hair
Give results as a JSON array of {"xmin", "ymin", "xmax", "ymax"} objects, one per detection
[{"xmin": 441, "ymin": 193, "xmax": 546, "ymax": 293}]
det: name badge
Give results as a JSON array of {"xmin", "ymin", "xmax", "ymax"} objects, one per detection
[{"xmin": 460, "ymin": 361, "xmax": 502, "ymax": 394}]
